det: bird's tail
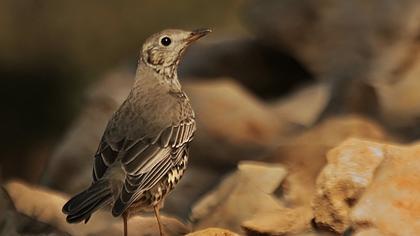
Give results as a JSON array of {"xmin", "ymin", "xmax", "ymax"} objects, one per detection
[{"xmin": 62, "ymin": 179, "xmax": 112, "ymax": 223}]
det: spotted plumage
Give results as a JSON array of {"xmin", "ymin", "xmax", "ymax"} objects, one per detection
[{"xmin": 62, "ymin": 28, "xmax": 211, "ymax": 236}]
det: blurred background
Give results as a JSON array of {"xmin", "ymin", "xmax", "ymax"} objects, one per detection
[
  {"xmin": 1, "ymin": 0, "xmax": 420, "ymax": 235},
  {"xmin": 0, "ymin": 0, "xmax": 245, "ymax": 181}
]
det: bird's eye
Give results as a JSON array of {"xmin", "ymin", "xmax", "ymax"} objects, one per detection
[{"xmin": 160, "ymin": 37, "xmax": 171, "ymax": 46}]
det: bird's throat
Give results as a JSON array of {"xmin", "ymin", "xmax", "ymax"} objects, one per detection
[{"xmin": 137, "ymin": 59, "xmax": 182, "ymax": 92}]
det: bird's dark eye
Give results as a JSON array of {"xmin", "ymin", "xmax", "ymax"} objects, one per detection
[{"xmin": 161, "ymin": 37, "xmax": 171, "ymax": 46}]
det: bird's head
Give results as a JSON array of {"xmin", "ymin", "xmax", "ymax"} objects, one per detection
[{"xmin": 140, "ymin": 28, "xmax": 211, "ymax": 75}]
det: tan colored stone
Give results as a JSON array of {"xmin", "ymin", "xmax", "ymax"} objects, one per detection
[
  {"xmin": 245, "ymin": 0, "xmax": 420, "ymax": 79},
  {"xmin": 187, "ymin": 228, "xmax": 240, "ymax": 236},
  {"xmin": 354, "ymin": 228, "xmax": 384, "ymax": 236},
  {"xmin": 191, "ymin": 161, "xmax": 287, "ymax": 233},
  {"xmin": 241, "ymin": 207, "xmax": 312, "ymax": 235},
  {"xmin": 312, "ymin": 139, "xmax": 386, "ymax": 233},
  {"xmin": 185, "ymin": 79, "xmax": 284, "ymax": 166},
  {"xmin": 350, "ymin": 141, "xmax": 420, "ymax": 236},
  {"xmin": 5, "ymin": 180, "xmax": 113, "ymax": 235},
  {"xmin": 375, "ymin": 68, "xmax": 420, "ymax": 134},
  {"xmin": 94, "ymin": 215, "xmax": 190, "ymax": 236},
  {"xmin": 265, "ymin": 116, "xmax": 387, "ymax": 207},
  {"xmin": 4, "ymin": 180, "xmax": 190, "ymax": 236},
  {"xmin": 270, "ymin": 84, "xmax": 328, "ymax": 127}
]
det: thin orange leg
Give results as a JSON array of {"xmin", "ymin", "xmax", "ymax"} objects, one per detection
[
  {"xmin": 154, "ymin": 205, "xmax": 164, "ymax": 236},
  {"xmin": 122, "ymin": 212, "xmax": 128, "ymax": 236}
]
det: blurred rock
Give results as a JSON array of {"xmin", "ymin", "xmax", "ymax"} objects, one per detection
[
  {"xmin": 191, "ymin": 161, "xmax": 287, "ymax": 233},
  {"xmin": 311, "ymin": 139, "xmax": 420, "ymax": 235},
  {"xmin": 350, "ymin": 141, "xmax": 420, "ymax": 236},
  {"xmin": 41, "ymin": 68, "xmax": 133, "ymax": 194},
  {"xmin": 181, "ymin": 38, "xmax": 313, "ymax": 99},
  {"xmin": 185, "ymin": 79, "xmax": 285, "ymax": 167},
  {"xmin": 265, "ymin": 116, "xmax": 387, "ymax": 208},
  {"xmin": 4, "ymin": 180, "xmax": 190, "ymax": 236},
  {"xmin": 241, "ymin": 207, "xmax": 313, "ymax": 236},
  {"xmin": 244, "ymin": 0, "xmax": 420, "ymax": 129},
  {"xmin": 353, "ymin": 228, "xmax": 384, "ymax": 236},
  {"xmin": 244, "ymin": 0, "xmax": 420, "ymax": 78},
  {"xmin": 312, "ymin": 139, "xmax": 386, "ymax": 233},
  {"xmin": 374, "ymin": 61, "xmax": 420, "ymax": 139},
  {"xmin": 0, "ymin": 185, "xmax": 70, "ymax": 236},
  {"xmin": 187, "ymin": 228, "xmax": 240, "ymax": 236},
  {"xmin": 5, "ymin": 180, "xmax": 111, "ymax": 235},
  {"xmin": 93, "ymin": 215, "xmax": 190, "ymax": 236},
  {"xmin": 270, "ymin": 83, "xmax": 328, "ymax": 127}
]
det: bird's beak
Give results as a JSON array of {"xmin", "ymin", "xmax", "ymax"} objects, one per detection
[{"xmin": 186, "ymin": 28, "xmax": 212, "ymax": 43}]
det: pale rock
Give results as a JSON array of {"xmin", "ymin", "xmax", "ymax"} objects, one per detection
[
  {"xmin": 185, "ymin": 79, "xmax": 285, "ymax": 166},
  {"xmin": 350, "ymin": 141, "xmax": 420, "ymax": 236},
  {"xmin": 244, "ymin": 0, "xmax": 420, "ymax": 129},
  {"xmin": 270, "ymin": 83, "xmax": 329, "ymax": 127},
  {"xmin": 4, "ymin": 180, "xmax": 190, "ymax": 236},
  {"xmin": 0, "ymin": 185, "xmax": 69, "ymax": 236},
  {"xmin": 312, "ymin": 139, "xmax": 386, "ymax": 233},
  {"xmin": 265, "ymin": 116, "xmax": 387, "ymax": 207},
  {"xmin": 191, "ymin": 161, "xmax": 287, "ymax": 233},
  {"xmin": 187, "ymin": 228, "xmax": 240, "ymax": 236},
  {"xmin": 313, "ymin": 139, "xmax": 420, "ymax": 235},
  {"xmin": 241, "ymin": 207, "xmax": 313, "ymax": 235},
  {"xmin": 245, "ymin": 0, "xmax": 420, "ymax": 78},
  {"xmin": 353, "ymin": 228, "xmax": 384, "ymax": 236},
  {"xmin": 375, "ymin": 69, "xmax": 420, "ymax": 137}
]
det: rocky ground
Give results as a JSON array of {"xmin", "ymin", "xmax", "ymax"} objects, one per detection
[{"xmin": 2, "ymin": 0, "xmax": 420, "ymax": 235}]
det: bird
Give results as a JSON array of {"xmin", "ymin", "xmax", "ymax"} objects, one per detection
[{"xmin": 62, "ymin": 28, "xmax": 211, "ymax": 236}]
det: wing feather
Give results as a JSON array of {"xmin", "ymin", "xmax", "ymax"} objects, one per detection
[{"xmin": 111, "ymin": 118, "xmax": 195, "ymax": 216}]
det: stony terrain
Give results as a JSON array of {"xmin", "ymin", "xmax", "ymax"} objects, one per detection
[{"xmin": 2, "ymin": 0, "xmax": 420, "ymax": 235}]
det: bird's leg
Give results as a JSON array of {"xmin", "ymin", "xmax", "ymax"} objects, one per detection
[
  {"xmin": 154, "ymin": 205, "xmax": 164, "ymax": 236},
  {"xmin": 122, "ymin": 212, "xmax": 128, "ymax": 236}
]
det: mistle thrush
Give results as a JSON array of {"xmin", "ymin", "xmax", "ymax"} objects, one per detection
[{"xmin": 62, "ymin": 28, "xmax": 211, "ymax": 236}]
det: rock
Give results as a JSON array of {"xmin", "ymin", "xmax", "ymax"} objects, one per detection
[
  {"xmin": 4, "ymin": 180, "xmax": 190, "ymax": 236},
  {"xmin": 313, "ymin": 139, "xmax": 420, "ymax": 235},
  {"xmin": 244, "ymin": 0, "xmax": 420, "ymax": 125},
  {"xmin": 350, "ymin": 141, "xmax": 420, "ymax": 235},
  {"xmin": 312, "ymin": 139, "xmax": 386, "ymax": 233},
  {"xmin": 41, "ymin": 68, "xmax": 133, "ymax": 194},
  {"xmin": 93, "ymin": 215, "xmax": 191, "ymax": 236},
  {"xmin": 241, "ymin": 207, "xmax": 313, "ymax": 236},
  {"xmin": 0, "ymin": 185, "xmax": 70, "ymax": 236},
  {"xmin": 187, "ymin": 228, "xmax": 240, "ymax": 236},
  {"xmin": 375, "ymin": 67, "xmax": 420, "ymax": 139},
  {"xmin": 185, "ymin": 79, "xmax": 285, "ymax": 167},
  {"xmin": 353, "ymin": 228, "xmax": 384, "ymax": 236},
  {"xmin": 190, "ymin": 161, "xmax": 287, "ymax": 233},
  {"xmin": 5, "ymin": 180, "xmax": 112, "ymax": 235},
  {"xmin": 269, "ymin": 83, "xmax": 328, "ymax": 127},
  {"xmin": 265, "ymin": 116, "xmax": 387, "ymax": 207},
  {"xmin": 244, "ymin": 0, "xmax": 420, "ymax": 78}
]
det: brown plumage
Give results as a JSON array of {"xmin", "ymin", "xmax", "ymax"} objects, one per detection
[{"xmin": 62, "ymin": 28, "xmax": 211, "ymax": 236}]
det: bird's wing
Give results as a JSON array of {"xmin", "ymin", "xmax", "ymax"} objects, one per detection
[
  {"xmin": 111, "ymin": 118, "xmax": 196, "ymax": 216},
  {"xmin": 92, "ymin": 137, "xmax": 124, "ymax": 182}
]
